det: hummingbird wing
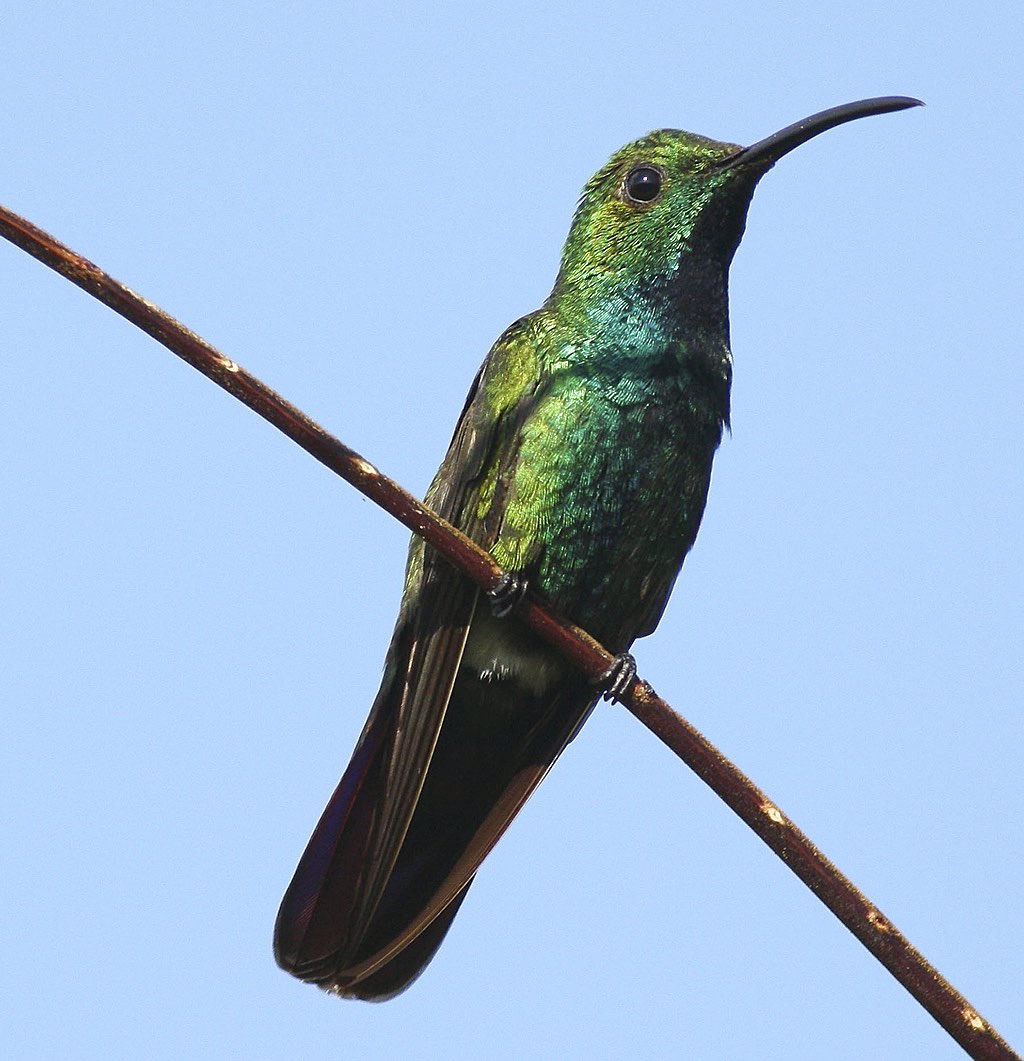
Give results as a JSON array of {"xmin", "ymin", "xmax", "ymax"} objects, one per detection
[{"xmin": 275, "ymin": 315, "xmax": 588, "ymax": 997}]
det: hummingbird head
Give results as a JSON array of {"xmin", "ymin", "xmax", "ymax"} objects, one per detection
[{"xmin": 551, "ymin": 97, "xmax": 922, "ymax": 332}]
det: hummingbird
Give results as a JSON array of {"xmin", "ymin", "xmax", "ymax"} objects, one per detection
[{"xmin": 274, "ymin": 96, "xmax": 921, "ymax": 1000}]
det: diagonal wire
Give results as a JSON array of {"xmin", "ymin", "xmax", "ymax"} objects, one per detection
[{"xmin": 0, "ymin": 202, "xmax": 1017, "ymax": 1061}]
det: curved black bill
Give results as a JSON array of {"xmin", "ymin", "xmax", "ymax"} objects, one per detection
[{"xmin": 720, "ymin": 96, "xmax": 923, "ymax": 170}]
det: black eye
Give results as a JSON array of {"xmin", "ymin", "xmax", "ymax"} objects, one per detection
[{"xmin": 623, "ymin": 165, "xmax": 663, "ymax": 204}]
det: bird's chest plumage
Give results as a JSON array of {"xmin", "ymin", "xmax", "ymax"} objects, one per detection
[{"xmin": 490, "ymin": 357, "xmax": 727, "ymax": 647}]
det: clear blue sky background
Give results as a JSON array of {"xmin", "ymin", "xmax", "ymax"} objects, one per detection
[{"xmin": 2, "ymin": 3, "xmax": 1020, "ymax": 1058}]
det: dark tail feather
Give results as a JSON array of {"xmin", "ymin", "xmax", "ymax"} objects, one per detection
[
  {"xmin": 273, "ymin": 702, "xmax": 390, "ymax": 985},
  {"xmin": 339, "ymin": 880, "xmax": 474, "ymax": 1001},
  {"xmin": 274, "ymin": 682, "xmax": 475, "ymax": 999}
]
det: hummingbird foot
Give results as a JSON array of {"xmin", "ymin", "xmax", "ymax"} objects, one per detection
[
  {"xmin": 597, "ymin": 653, "xmax": 637, "ymax": 702},
  {"xmin": 488, "ymin": 571, "xmax": 528, "ymax": 618}
]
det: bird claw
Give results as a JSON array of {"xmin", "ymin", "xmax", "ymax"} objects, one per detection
[
  {"xmin": 488, "ymin": 571, "xmax": 528, "ymax": 618},
  {"xmin": 598, "ymin": 652, "xmax": 637, "ymax": 702}
]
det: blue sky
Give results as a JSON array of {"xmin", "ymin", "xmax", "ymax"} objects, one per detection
[{"xmin": 2, "ymin": 3, "xmax": 1021, "ymax": 1058}]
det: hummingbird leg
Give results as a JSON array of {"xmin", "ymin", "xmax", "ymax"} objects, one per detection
[
  {"xmin": 488, "ymin": 571, "xmax": 528, "ymax": 618},
  {"xmin": 597, "ymin": 653, "xmax": 638, "ymax": 702}
]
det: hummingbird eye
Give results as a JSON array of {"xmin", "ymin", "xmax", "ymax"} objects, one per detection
[{"xmin": 623, "ymin": 165, "xmax": 663, "ymax": 204}]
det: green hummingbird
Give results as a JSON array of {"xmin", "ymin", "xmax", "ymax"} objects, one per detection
[{"xmin": 274, "ymin": 96, "xmax": 921, "ymax": 1000}]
